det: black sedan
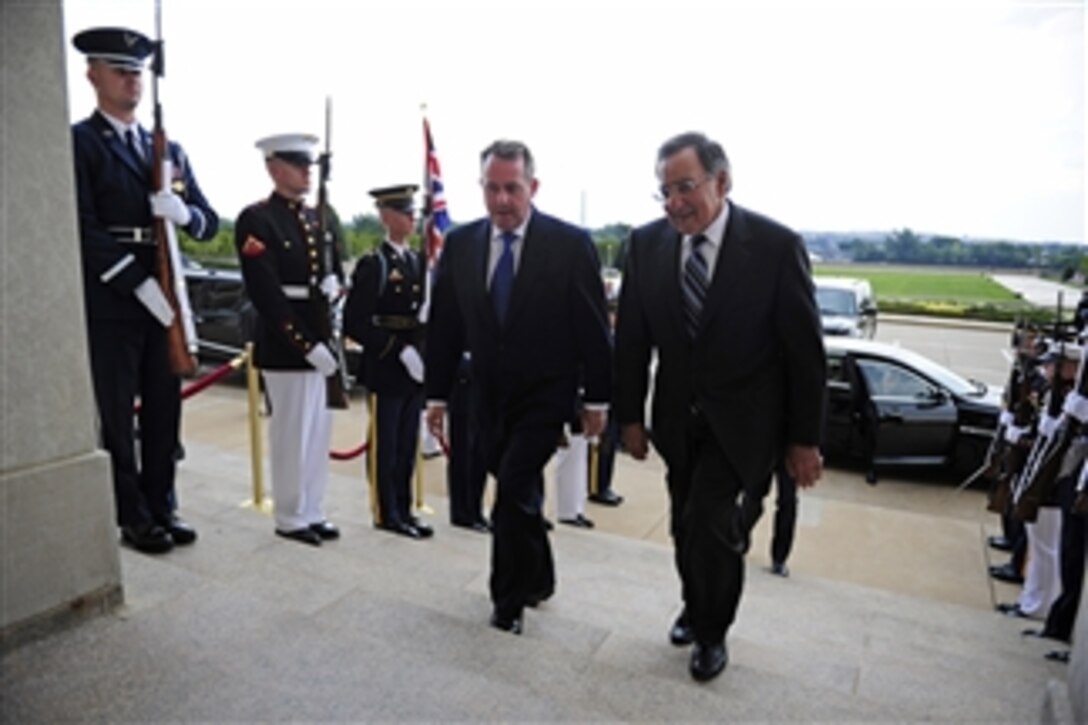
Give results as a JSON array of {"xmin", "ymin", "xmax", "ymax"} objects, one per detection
[
  {"xmin": 821, "ymin": 337, "xmax": 1002, "ymax": 476},
  {"xmin": 181, "ymin": 257, "xmax": 361, "ymax": 381}
]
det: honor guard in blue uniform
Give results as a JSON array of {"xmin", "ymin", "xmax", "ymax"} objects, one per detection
[
  {"xmin": 71, "ymin": 27, "xmax": 219, "ymax": 554},
  {"xmin": 234, "ymin": 134, "xmax": 346, "ymax": 547},
  {"xmin": 344, "ymin": 185, "xmax": 433, "ymax": 539}
]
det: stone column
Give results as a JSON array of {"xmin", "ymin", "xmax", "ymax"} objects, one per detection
[{"xmin": 0, "ymin": 0, "xmax": 121, "ymax": 647}]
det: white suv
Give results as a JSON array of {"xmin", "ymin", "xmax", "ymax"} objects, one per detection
[{"xmin": 815, "ymin": 277, "xmax": 877, "ymax": 339}]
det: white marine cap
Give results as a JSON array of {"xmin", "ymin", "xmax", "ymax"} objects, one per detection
[{"xmin": 255, "ymin": 133, "xmax": 319, "ymax": 166}]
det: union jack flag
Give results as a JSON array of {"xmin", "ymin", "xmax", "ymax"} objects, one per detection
[{"xmin": 422, "ymin": 117, "xmax": 450, "ymax": 267}]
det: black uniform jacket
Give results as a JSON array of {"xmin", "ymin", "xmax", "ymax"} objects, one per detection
[
  {"xmin": 343, "ymin": 241, "xmax": 425, "ymax": 396},
  {"xmin": 72, "ymin": 111, "xmax": 218, "ymax": 321},
  {"xmin": 425, "ymin": 209, "xmax": 612, "ymax": 431},
  {"xmin": 233, "ymin": 193, "xmax": 344, "ymax": 370},
  {"xmin": 614, "ymin": 202, "xmax": 827, "ymax": 485}
]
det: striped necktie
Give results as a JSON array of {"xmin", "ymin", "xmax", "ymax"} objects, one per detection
[
  {"xmin": 491, "ymin": 231, "xmax": 517, "ymax": 325},
  {"xmin": 682, "ymin": 233, "xmax": 709, "ymax": 337}
]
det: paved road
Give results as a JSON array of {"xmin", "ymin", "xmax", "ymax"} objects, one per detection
[
  {"xmin": 990, "ymin": 272, "xmax": 1082, "ymax": 309},
  {"xmin": 876, "ymin": 318, "xmax": 1010, "ymax": 388}
]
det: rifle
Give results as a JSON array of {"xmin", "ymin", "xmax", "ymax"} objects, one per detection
[
  {"xmin": 316, "ymin": 97, "xmax": 349, "ymax": 409},
  {"xmin": 150, "ymin": 0, "xmax": 198, "ymax": 377}
]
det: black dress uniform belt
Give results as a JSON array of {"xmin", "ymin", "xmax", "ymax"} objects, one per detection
[
  {"xmin": 372, "ymin": 315, "xmax": 420, "ymax": 330},
  {"xmin": 108, "ymin": 226, "xmax": 155, "ymax": 244}
]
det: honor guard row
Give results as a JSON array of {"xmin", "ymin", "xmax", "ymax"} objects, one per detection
[{"xmin": 344, "ymin": 185, "xmax": 433, "ymax": 540}]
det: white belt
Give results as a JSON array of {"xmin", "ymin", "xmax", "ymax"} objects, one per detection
[{"xmin": 282, "ymin": 285, "xmax": 311, "ymax": 300}]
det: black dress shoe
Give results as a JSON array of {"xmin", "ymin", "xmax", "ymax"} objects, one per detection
[
  {"xmin": 669, "ymin": 610, "xmax": 694, "ymax": 646},
  {"xmin": 276, "ymin": 528, "xmax": 322, "ymax": 546},
  {"xmin": 121, "ymin": 524, "xmax": 174, "ymax": 554},
  {"xmin": 377, "ymin": 521, "xmax": 423, "ymax": 539},
  {"xmin": 309, "ymin": 521, "xmax": 340, "ymax": 540},
  {"xmin": 996, "ymin": 602, "xmax": 1028, "ymax": 618},
  {"xmin": 156, "ymin": 515, "xmax": 197, "ymax": 545},
  {"xmin": 987, "ymin": 535, "xmax": 1013, "ymax": 552},
  {"xmin": 990, "ymin": 562, "xmax": 1025, "ymax": 584},
  {"xmin": 1045, "ymin": 649, "xmax": 1070, "ymax": 663},
  {"xmin": 559, "ymin": 514, "xmax": 595, "ymax": 528},
  {"xmin": 690, "ymin": 641, "xmax": 728, "ymax": 682},
  {"xmin": 588, "ymin": 490, "xmax": 624, "ymax": 507},
  {"xmin": 770, "ymin": 561, "xmax": 790, "ymax": 577},
  {"xmin": 489, "ymin": 612, "xmax": 522, "ymax": 635},
  {"xmin": 865, "ymin": 469, "xmax": 878, "ymax": 485},
  {"xmin": 452, "ymin": 520, "xmax": 491, "ymax": 533},
  {"xmin": 409, "ymin": 518, "xmax": 434, "ymax": 538}
]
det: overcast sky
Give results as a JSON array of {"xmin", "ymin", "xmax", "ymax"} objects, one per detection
[{"xmin": 62, "ymin": 0, "xmax": 1084, "ymax": 243}]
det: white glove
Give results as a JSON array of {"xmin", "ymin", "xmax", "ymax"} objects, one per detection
[
  {"xmin": 399, "ymin": 345, "xmax": 424, "ymax": 383},
  {"xmin": 305, "ymin": 343, "xmax": 338, "ymax": 377},
  {"xmin": 149, "ymin": 190, "xmax": 192, "ymax": 226},
  {"xmin": 319, "ymin": 274, "xmax": 341, "ymax": 302},
  {"xmin": 134, "ymin": 278, "xmax": 175, "ymax": 328}
]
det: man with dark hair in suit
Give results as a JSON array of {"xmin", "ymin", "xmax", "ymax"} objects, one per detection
[
  {"xmin": 425, "ymin": 140, "xmax": 612, "ymax": 635},
  {"xmin": 614, "ymin": 131, "xmax": 826, "ymax": 681},
  {"xmin": 71, "ymin": 26, "xmax": 219, "ymax": 554}
]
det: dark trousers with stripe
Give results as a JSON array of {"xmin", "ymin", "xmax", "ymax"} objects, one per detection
[
  {"xmin": 447, "ymin": 373, "xmax": 487, "ymax": 525},
  {"xmin": 372, "ymin": 390, "xmax": 423, "ymax": 527},
  {"xmin": 88, "ymin": 318, "xmax": 181, "ymax": 528}
]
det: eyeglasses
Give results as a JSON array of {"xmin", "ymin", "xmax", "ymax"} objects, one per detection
[{"xmin": 654, "ymin": 175, "xmax": 712, "ymax": 202}]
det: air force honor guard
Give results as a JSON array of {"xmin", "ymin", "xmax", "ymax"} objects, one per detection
[
  {"xmin": 234, "ymin": 133, "xmax": 345, "ymax": 546},
  {"xmin": 71, "ymin": 27, "xmax": 219, "ymax": 554},
  {"xmin": 344, "ymin": 185, "xmax": 433, "ymax": 539}
]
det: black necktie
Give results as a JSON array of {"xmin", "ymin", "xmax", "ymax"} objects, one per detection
[
  {"xmin": 682, "ymin": 234, "xmax": 709, "ymax": 337},
  {"xmin": 125, "ymin": 129, "xmax": 145, "ymax": 167},
  {"xmin": 491, "ymin": 231, "xmax": 517, "ymax": 325}
]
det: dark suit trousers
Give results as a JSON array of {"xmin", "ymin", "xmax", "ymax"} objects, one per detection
[
  {"xmin": 372, "ymin": 389, "xmax": 423, "ymax": 526},
  {"xmin": 487, "ymin": 424, "xmax": 559, "ymax": 621},
  {"xmin": 447, "ymin": 375, "xmax": 487, "ymax": 525},
  {"xmin": 668, "ymin": 411, "xmax": 747, "ymax": 645},
  {"xmin": 88, "ymin": 318, "xmax": 181, "ymax": 527},
  {"xmin": 771, "ymin": 462, "xmax": 798, "ymax": 565}
]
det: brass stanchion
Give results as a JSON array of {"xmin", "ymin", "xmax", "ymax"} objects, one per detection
[
  {"xmin": 413, "ymin": 432, "xmax": 434, "ymax": 515},
  {"xmin": 589, "ymin": 439, "xmax": 600, "ymax": 496},
  {"xmin": 241, "ymin": 342, "xmax": 272, "ymax": 513},
  {"xmin": 367, "ymin": 393, "xmax": 380, "ymax": 524}
]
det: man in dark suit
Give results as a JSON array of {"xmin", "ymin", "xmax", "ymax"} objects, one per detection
[
  {"xmin": 71, "ymin": 27, "xmax": 219, "ymax": 554},
  {"xmin": 425, "ymin": 140, "xmax": 612, "ymax": 635},
  {"xmin": 344, "ymin": 185, "xmax": 432, "ymax": 540},
  {"xmin": 614, "ymin": 131, "xmax": 826, "ymax": 681}
]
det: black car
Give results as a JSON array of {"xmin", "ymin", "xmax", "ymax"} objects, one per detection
[
  {"xmin": 181, "ymin": 256, "xmax": 361, "ymax": 381},
  {"xmin": 821, "ymin": 337, "xmax": 1002, "ymax": 476}
]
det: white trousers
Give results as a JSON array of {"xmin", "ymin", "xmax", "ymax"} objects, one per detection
[
  {"xmin": 263, "ymin": 371, "xmax": 332, "ymax": 531},
  {"xmin": 1017, "ymin": 506, "xmax": 1063, "ymax": 618},
  {"xmin": 555, "ymin": 432, "xmax": 588, "ymax": 520}
]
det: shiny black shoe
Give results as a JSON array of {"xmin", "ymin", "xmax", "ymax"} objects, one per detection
[
  {"xmin": 452, "ymin": 519, "xmax": 490, "ymax": 534},
  {"xmin": 409, "ymin": 517, "xmax": 434, "ymax": 538},
  {"xmin": 559, "ymin": 514, "xmax": 595, "ymax": 529},
  {"xmin": 156, "ymin": 515, "xmax": 197, "ymax": 545},
  {"xmin": 525, "ymin": 588, "xmax": 554, "ymax": 608},
  {"xmin": 376, "ymin": 521, "xmax": 423, "ymax": 539},
  {"xmin": 588, "ymin": 490, "xmax": 624, "ymax": 507},
  {"xmin": 990, "ymin": 562, "xmax": 1025, "ymax": 584},
  {"xmin": 489, "ymin": 612, "xmax": 522, "ymax": 635},
  {"xmin": 276, "ymin": 528, "xmax": 322, "ymax": 546},
  {"xmin": 987, "ymin": 535, "xmax": 1013, "ymax": 552},
  {"xmin": 309, "ymin": 521, "xmax": 340, "ymax": 540},
  {"xmin": 770, "ymin": 561, "xmax": 790, "ymax": 577},
  {"xmin": 669, "ymin": 610, "xmax": 694, "ymax": 646},
  {"xmin": 690, "ymin": 641, "xmax": 728, "ymax": 682},
  {"xmin": 121, "ymin": 524, "xmax": 174, "ymax": 554},
  {"xmin": 996, "ymin": 602, "xmax": 1028, "ymax": 618}
]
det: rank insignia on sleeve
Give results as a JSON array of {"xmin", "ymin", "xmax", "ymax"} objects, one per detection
[
  {"xmin": 242, "ymin": 235, "xmax": 267, "ymax": 257},
  {"xmin": 388, "ymin": 269, "xmax": 404, "ymax": 282}
]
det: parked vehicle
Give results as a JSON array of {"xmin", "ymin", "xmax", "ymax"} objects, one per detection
[
  {"xmin": 816, "ymin": 277, "xmax": 877, "ymax": 339},
  {"xmin": 821, "ymin": 337, "xmax": 1001, "ymax": 476}
]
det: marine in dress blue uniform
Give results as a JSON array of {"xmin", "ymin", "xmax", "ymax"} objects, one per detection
[
  {"xmin": 71, "ymin": 27, "xmax": 219, "ymax": 554},
  {"xmin": 234, "ymin": 133, "xmax": 345, "ymax": 546},
  {"xmin": 344, "ymin": 185, "xmax": 433, "ymax": 539}
]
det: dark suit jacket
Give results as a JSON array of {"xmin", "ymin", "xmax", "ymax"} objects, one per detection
[
  {"xmin": 614, "ymin": 202, "xmax": 826, "ymax": 485},
  {"xmin": 426, "ymin": 209, "xmax": 611, "ymax": 432},
  {"xmin": 72, "ymin": 111, "xmax": 218, "ymax": 322}
]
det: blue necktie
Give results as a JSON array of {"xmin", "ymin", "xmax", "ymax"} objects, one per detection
[
  {"xmin": 491, "ymin": 231, "xmax": 517, "ymax": 325},
  {"xmin": 682, "ymin": 234, "xmax": 709, "ymax": 337}
]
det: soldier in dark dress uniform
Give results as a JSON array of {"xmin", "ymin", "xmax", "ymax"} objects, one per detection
[
  {"xmin": 234, "ymin": 133, "xmax": 345, "ymax": 546},
  {"xmin": 344, "ymin": 185, "xmax": 433, "ymax": 539},
  {"xmin": 71, "ymin": 27, "xmax": 219, "ymax": 554}
]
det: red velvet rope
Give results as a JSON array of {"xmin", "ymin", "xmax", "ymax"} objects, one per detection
[
  {"xmin": 134, "ymin": 356, "xmax": 243, "ymax": 414},
  {"xmin": 330, "ymin": 441, "xmax": 369, "ymax": 460}
]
